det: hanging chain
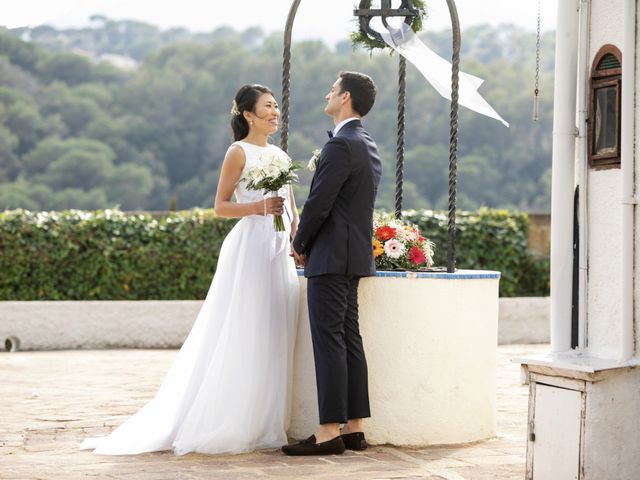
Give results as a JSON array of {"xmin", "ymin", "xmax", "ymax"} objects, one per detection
[{"xmin": 533, "ymin": 0, "xmax": 541, "ymax": 121}]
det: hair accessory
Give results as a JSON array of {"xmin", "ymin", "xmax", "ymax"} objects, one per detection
[{"xmin": 230, "ymin": 100, "xmax": 240, "ymax": 116}]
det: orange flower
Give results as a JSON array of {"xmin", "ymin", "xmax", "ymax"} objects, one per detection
[{"xmin": 372, "ymin": 239, "xmax": 384, "ymax": 257}]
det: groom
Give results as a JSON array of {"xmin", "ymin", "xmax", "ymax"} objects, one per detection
[{"xmin": 285, "ymin": 71, "xmax": 382, "ymax": 456}]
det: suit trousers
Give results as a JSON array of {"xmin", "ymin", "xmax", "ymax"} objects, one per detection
[{"xmin": 307, "ymin": 274, "xmax": 371, "ymax": 424}]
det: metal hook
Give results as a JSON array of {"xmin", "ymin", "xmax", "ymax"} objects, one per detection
[{"xmin": 381, "ymin": 0, "xmax": 391, "ymax": 30}]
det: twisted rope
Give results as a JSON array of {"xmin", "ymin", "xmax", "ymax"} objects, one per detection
[
  {"xmin": 395, "ymin": 56, "xmax": 407, "ymax": 220},
  {"xmin": 281, "ymin": 47, "xmax": 291, "ymax": 153},
  {"xmin": 281, "ymin": 0, "xmax": 303, "ymax": 153},
  {"xmin": 446, "ymin": 0, "xmax": 461, "ymax": 273}
]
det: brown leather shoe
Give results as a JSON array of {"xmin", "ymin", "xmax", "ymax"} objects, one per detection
[
  {"xmin": 341, "ymin": 431, "xmax": 368, "ymax": 451},
  {"xmin": 281, "ymin": 435, "xmax": 346, "ymax": 456}
]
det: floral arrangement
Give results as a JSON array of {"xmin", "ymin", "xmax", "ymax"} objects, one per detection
[
  {"xmin": 307, "ymin": 149, "xmax": 321, "ymax": 173},
  {"xmin": 372, "ymin": 213, "xmax": 434, "ymax": 270},
  {"xmin": 350, "ymin": 0, "xmax": 427, "ymax": 52},
  {"xmin": 242, "ymin": 153, "xmax": 301, "ymax": 231}
]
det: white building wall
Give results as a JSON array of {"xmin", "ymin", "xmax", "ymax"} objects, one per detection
[
  {"xmin": 634, "ymin": 1, "xmax": 640, "ymax": 360},
  {"xmin": 587, "ymin": 172, "xmax": 623, "ymax": 358},
  {"xmin": 586, "ymin": 0, "xmax": 625, "ymax": 358}
]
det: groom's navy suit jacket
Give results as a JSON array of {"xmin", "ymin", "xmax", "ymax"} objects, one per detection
[{"xmin": 293, "ymin": 119, "xmax": 382, "ymax": 278}]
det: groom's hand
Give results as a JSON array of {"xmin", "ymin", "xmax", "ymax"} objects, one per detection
[{"xmin": 290, "ymin": 243, "xmax": 306, "ymax": 267}]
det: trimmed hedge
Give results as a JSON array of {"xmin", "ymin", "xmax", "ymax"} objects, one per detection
[
  {"xmin": 403, "ymin": 208, "xmax": 549, "ymax": 297},
  {"xmin": 0, "ymin": 209, "xmax": 237, "ymax": 300},
  {"xmin": 0, "ymin": 208, "xmax": 549, "ymax": 300}
]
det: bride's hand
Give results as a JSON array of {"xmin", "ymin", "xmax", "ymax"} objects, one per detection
[
  {"xmin": 261, "ymin": 197, "xmax": 285, "ymax": 216},
  {"xmin": 290, "ymin": 243, "xmax": 306, "ymax": 267}
]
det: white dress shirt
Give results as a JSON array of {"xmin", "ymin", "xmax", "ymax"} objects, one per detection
[{"xmin": 332, "ymin": 117, "xmax": 360, "ymax": 136}]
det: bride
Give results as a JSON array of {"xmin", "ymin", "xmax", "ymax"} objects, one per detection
[{"xmin": 80, "ymin": 84, "xmax": 300, "ymax": 455}]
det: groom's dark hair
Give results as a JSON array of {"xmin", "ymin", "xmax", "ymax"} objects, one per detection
[{"xmin": 338, "ymin": 71, "xmax": 376, "ymax": 117}]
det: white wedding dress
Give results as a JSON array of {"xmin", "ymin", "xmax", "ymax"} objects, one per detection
[{"xmin": 80, "ymin": 141, "xmax": 299, "ymax": 455}]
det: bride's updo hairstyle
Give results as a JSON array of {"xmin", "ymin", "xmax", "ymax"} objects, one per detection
[{"xmin": 230, "ymin": 84, "xmax": 274, "ymax": 141}]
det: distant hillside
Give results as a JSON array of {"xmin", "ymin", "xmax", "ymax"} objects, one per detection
[{"xmin": 0, "ymin": 19, "xmax": 555, "ymax": 212}]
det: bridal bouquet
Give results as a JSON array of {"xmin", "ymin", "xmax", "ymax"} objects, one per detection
[
  {"xmin": 372, "ymin": 214, "xmax": 435, "ymax": 270},
  {"xmin": 242, "ymin": 153, "xmax": 302, "ymax": 231}
]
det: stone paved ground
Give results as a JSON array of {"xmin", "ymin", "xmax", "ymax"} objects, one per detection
[{"xmin": 0, "ymin": 344, "xmax": 546, "ymax": 480}]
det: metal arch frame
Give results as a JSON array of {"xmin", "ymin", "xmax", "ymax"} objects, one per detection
[
  {"xmin": 280, "ymin": 0, "xmax": 303, "ymax": 156},
  {"xmin": 281, "ymin": 0, "xmax": 461, "ymax": 273}
]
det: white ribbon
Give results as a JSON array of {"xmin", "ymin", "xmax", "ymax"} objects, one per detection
[{"xmin": 379, "ymin": 23, "xmax": 509, "ymax": 128}]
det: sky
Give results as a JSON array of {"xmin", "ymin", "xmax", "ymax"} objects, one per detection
[{"xmin": 4, "ymin": 0, "xmax": 558, "ymax": 44}]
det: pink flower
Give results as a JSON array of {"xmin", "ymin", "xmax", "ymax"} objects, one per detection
[{"xmin": 384, "ymin": 239, "xmax": 405, "ymax": 259}]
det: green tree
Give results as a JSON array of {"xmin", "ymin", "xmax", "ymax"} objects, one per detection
[
  {"xmin": 105, "ymin": 163, "xmax": 154, "ymax": 209},
  {"xmin": 42, "ymin": 150, "xmax": 113, "ymax": 191},
  {"xmin": 0, "ymin": 57, "xmax": 41, "ymax": 95},
  {"xmin": 38, "ymin": 53, "xmax": 93, "ymax": 86},
  {"xmin": 0, "ymin": 126, "xmax": 19, "ymax": 181},
  {"xmin": 404, "ymin": 144, "xmax": 449, "ymax": 209},
  {"xmin": 0, "ymin": 28, "xmax": 41, "ymax": 72},
  {"xmin": 4, "ymin": 101, "xmax": 45, "ymax": 153},
  {"xmin": 23, "ymin": 137, "xmax": 115, "ymax": 175},
  {"xmin": 0, "ymin": 181, "xmax": 38, "ymax": 210},
  {"xmin": 57, "ymin": 95, "xmax": 101, "ymax": 135},
  {"xmin": 0, "ymin": 23, "xmax": 555, "ymax": 213},
  {"xmin": 50, "ymin": 188, "xmax": 109, "ymax": 210}
]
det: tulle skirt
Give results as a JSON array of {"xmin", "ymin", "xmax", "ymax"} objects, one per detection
[{"xmin": 80, "ymin": 215, "xmax": 299, "ymax": 455}]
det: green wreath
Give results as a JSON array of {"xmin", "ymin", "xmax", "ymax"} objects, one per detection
[{"xmin": 350, "ymin": 0, "xmax": 427, "ymax": 52}]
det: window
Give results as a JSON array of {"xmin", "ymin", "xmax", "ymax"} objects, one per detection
[{"xmin": 589, "ymin": 45, "xmax": 622, "ymax": 169}]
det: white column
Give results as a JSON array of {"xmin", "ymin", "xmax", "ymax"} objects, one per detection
[
  {"xmin": 620, "ymin": 0, "xmax": 637, "ymax": 361},
  {"xmin": 550, "ymin": 0, "xmax": 580, "ymax": 352}
]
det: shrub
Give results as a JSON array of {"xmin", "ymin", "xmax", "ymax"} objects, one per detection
[
  {"xmin": 403, "ymin": 207, "xmax": 550, "ymax": 297},
  {"xmin": 0, "ymin": 209, "xmax": 236, "ymax": 300},
  {"xmin": 0, "ymin": 207, "xmax": 549, "ymax": 299}
]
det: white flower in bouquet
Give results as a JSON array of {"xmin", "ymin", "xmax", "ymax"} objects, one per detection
[
  {"xmin": 246, "ymin": 168, "xmax": 262, "ymax": 185},
  {"xmin": 393, "ymin": 225, "xmax": 408, "ymax": 241},
  {"xmin": 383, "ymin": 239, "xmax": 405, "ymax": 259},
  {"xmin": 241, "ymin": 153, "xmax": 302, "ymax": 232},
  {"xmin": 423, "ymin": 240, "xmax": 435, "ymax": 265},
  {"xmin": 275, "ymin": 155, "xmax": 291, "ymax": 171},
  {"xmin": 402, "ymin": 226, "xmax": 419, "ymax": 242},
  {"xmin": 264, "ymin": 164, "xmax": 280, "ymax": 178}
]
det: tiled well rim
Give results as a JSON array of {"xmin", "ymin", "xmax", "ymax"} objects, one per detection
[{"xmin": 296, "ymin": 269, "xmax": 500, "ymax": 279}]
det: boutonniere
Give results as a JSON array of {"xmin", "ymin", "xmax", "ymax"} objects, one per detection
[{"xmin": 307, "ymin": 149, "xmax": 321, "ymax": 172}]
